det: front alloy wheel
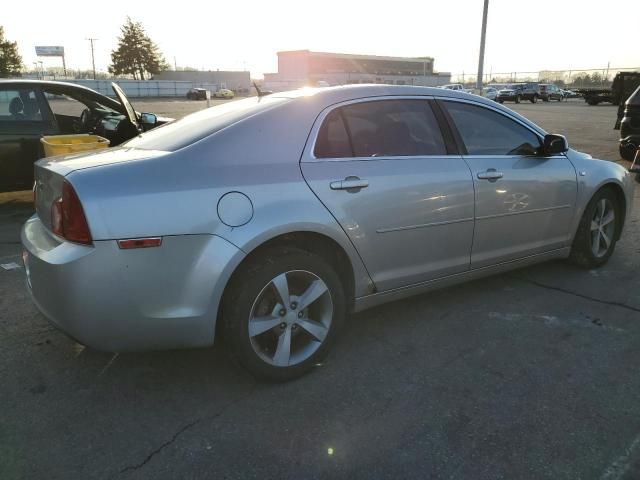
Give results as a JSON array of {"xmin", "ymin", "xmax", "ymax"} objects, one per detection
[
  {"xmin": 569, "ymin": 188, "xmax": 620, "ymax": 268},
  {"xmin": 590, "ymin": 198, "xmax": 616, "ymax": 258}
]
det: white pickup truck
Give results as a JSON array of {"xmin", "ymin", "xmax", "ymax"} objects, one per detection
[{"xmin": 439, "ymin": 84, "xmax": 474, "ymax": 94}]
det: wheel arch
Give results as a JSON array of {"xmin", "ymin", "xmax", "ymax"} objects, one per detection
[
  {"xmin": 601, "ymin": 182, "xmax": 627, "ymax": 240},
  {"xmin": 215, "ymin": 228, "xmax": 370, "ymax": 340}
]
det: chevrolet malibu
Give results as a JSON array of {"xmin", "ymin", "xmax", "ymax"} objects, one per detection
[{"xmin": 22, "ymin": 85, "xmax": 634, "ymax": 381}]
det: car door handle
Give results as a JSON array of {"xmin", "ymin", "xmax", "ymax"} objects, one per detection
[
  {"xmin": 477, "ymin": 169, "xmax": 504, "ymax": 182},
  {"xmin": 330, "ymin": 177, "xmax": 369, "ymax": 191}
]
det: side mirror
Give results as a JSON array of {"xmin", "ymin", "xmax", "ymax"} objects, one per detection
[
  {"xmin": 139, "ymin": 112, "xmax": 157, "ymax": 126},
  {"xmin": 542, "ymin": 134, "xmax": 568, "ymax": 155}
]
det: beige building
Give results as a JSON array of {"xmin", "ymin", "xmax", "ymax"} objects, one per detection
[{"xmin": 264, "ymin": 50, "xmax": 451, "ymax": 91}]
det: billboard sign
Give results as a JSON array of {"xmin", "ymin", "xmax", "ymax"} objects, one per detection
[{"xmin": 35, "ymin": 46, "xmax": 65, "ymax": 57}]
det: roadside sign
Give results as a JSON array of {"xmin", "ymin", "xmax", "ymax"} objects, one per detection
[{"xmin": 35, "ymin": 46, "xmax": 64, "ymax": 57}]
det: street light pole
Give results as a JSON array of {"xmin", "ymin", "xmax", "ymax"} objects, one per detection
[
  {"xmin": 86, "ymin": 38, "xmax": 98, "ymax": 80},
  {"xmin": 476, "ymin": 0, "xmax": 489, "ymax": 90}
]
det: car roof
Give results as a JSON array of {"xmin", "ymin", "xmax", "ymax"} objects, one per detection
[
  {"xmin": 270, "ymin": 84, "xmax": 491, "ymax": 104},
  {"xmin": 0, "ymin": 78, "xmax": 101, "ymax": 92},
  {"xmin": 0, "ymin": 79, "xmax": 124, "ymax": 112}
]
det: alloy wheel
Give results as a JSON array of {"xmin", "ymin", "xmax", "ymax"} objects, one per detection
[
  {"xmin": 590, "ymin": 198, "xmax": 616, "ymax": 258},
  {"xmin": 248, "ymin": 270, "xmax": 333, "ymax": 367}
]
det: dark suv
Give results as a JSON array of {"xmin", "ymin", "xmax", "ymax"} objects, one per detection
[
  {"xmin": 539, "ymin": 84, "xmax": 564, "ymax": 102},
  {"xmin": 619, "ymin": 86, "xmax": 640, "ymax": 161},
  {"xmin": 496, "ymin": 83, "xmax": 540, "ymax": 104}
]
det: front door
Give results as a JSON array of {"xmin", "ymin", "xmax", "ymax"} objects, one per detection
[
  {"xmin": 440, "ymin": 99, "xmax": 577, "ymax": 268},
  {"xmin": 301, "ymin": 98, "xmax": 475, "ymax": 292}
]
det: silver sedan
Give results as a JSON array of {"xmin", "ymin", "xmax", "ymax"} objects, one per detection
[{"xmin": 22, "ymin": 85, "xmax": 634, "ymax": 381}]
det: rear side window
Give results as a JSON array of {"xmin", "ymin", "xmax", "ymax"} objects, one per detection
[
  {"xmin": 314, "ymin": 109, "xmax": 352, "ymax": 158},
  {"xmin": 443, "ymin": 101, "xmax": 541, "ymax": 156},
  {"xmin": 0, "ymin": 89, "xmax": 42, "ymax": 121},
  {"xmin": 315, "ymin": 99, "xmax": 446, "ymax": 158}
]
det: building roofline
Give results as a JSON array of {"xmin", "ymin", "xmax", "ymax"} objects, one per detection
[{"xmin": 276, "ymin": 50, "xmax": 434, "ymax": 63}]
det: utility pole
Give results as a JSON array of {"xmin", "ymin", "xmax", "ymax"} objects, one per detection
[
  {"xmin": 86, "ymin": 38, "xmax": 98, "ymax": 79},
  {"xmin": 476, "ymin": 0, "xmax": 489, "ymax": 90},
  {"xmin": 174, "ymin": 56, "xmax": 178, "ymax": 71}
]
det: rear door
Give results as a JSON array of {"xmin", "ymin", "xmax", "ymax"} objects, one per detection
[
  {"xmin": 301, "ymin": 97, "xmax": 475, "ymax": 292},
  {"xmin": 439, "ymin": 99, "xmax": 577, "ymax": 268},
  {"xmin": 0, "ymin": 86, "xmax": 53, "ymax": 192}
]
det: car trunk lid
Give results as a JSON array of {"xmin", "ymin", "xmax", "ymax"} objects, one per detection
[{"xmin": 34, "ymin": 147, "xmax": 168, "ymax": 232}]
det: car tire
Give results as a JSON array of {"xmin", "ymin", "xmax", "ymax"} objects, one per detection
[
  {"xmin": 222, "ymin": 247, "xmax": 346, "ymax": 382},
  {"xmin": 620, "ymin": 143, "xmax": 638, "ymax": 161},
  {"xmin": 531, "ymin": 95, "xmax": 538, "ymax": 103},
  {"xmin": 568, "ymin": 187, "xmax": 621, "ymax": 269},
  {"xmin": 498, "ymin": 100, "xmax": 504, "ymax": 104},
  {"xmin": 515, "ymin": 95, "xmax": 521, "ymax": 104}
]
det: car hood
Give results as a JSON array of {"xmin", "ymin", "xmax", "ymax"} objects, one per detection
[
  {"xmin": 498, "ymin": 89, "xmax": 516, "ymax": 94},
  {"xmin": 36, "ymin": 146, "xmax": 169, "ymax": 177}
]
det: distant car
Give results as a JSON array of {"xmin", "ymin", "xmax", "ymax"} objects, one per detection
[
  {"xmin": 186, "ymin": 88, "xmax": 207, "ymax": 100},
  {"xmin": 497, "ymin": 83, "xmax": 540, "ymax": 104},
  {"xmin": 21, "ymin": 85, "xmax": 635, "ymax": 381},
  {"xmin": 214, "ymin": 89, "xmax": 235, "ymax": 99},
  {"xmin": 539, "ymin": 84, "xmax": 564, "ymax": 102},
  {"xmin": 0, "ymin": 80, "xmax": 172, "ymax": 192},
  {"xmin": 482, "ymin": 87, "xmax": 498, "ymax": 101}
]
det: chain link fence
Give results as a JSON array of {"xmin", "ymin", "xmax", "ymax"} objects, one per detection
[{"xmin": 451, "ymin": 66, "xmax": 640, "ymax": 88}]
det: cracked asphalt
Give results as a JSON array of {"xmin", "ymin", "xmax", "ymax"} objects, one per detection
[{"xmin": 2, "ymin": 101, "xmax": 640, "ymax": 479}]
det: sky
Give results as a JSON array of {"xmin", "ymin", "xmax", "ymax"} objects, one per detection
[{"xmin": 3, "ymin": 0, "xmax": 639, "ymax": 78}]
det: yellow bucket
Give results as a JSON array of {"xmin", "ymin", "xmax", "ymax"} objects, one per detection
[{"xmin": 40, "ymin": 134, "xmax": 110, "ymax": 158}]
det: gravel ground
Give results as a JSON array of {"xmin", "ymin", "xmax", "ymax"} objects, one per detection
[{"xmin": 1, "ymin": 99, "xmax": 639, "ymax": 480}]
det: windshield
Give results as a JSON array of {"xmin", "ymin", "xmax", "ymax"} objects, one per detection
[{"xmin": 124, "ymin": 96, "xmax": 290, "ymax": 151}]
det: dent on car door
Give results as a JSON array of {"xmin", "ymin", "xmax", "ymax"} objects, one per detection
[
  {"xmin": 440, "ymin": 100, "xmax": 577, "ymax": 268},
  {"xmin": 0, "ymin": 88, "xmax": 50, "ymax": 192},
  {"xmin": 301, "ymin": 98, "xmax": 475, "ymax": 292}
]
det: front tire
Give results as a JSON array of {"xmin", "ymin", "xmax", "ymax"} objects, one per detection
[
  {"xmin": 569, "ymin": 188, "xmax": 620, "ymax": 268},
  {"xmin": 531, "ymin": 95, "xmax": 538, "ymax": 103},
  {"xmin": 222, "ymin": 247, "xmax": 346, "ymax": 382}
]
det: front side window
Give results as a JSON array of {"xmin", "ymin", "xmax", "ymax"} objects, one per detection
[
  {"xmin": 0, "ymin": 89, "xmax": 42, "ymax": 122},
  {"xmin": 444, "ymin": 101, "xmax": 541, "ymax": 156},
  {"xmin": 46, "ymin": 93, "xmax": 89, "ymax": 118},
  {"xmin": 315, "ymin": 99, "xmax": 446, "ymax": 158}
]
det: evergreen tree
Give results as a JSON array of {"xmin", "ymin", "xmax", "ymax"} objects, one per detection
[
  {"xmin": 109, "ymin": 18, "xmax": 168, "ymax": 80},
  {"xmin": 0, "ymin": 26, "xmax": 23, "ymax": 77}
]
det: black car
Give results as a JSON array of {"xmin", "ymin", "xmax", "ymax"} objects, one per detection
[
  {"xmin": 186, "ymin": 88, "xmax": 207, "ymax": 100},
  {"xmin": 539, "ymin": 84, "xmax": 564, "ymax": 102},
  {"xmin": 496, "ymin": 83, "xmax": 540, "ymax": 104},
  {"xmin": 0, "ymin": 80, "xmax": 171, "ymax": 192},
  {"xmin": 619, "ymin": 85, "xmax": 640, "ymax": 161}
]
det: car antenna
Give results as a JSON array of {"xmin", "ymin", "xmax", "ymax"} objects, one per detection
[{"xmin": 253, "ymin": 81, "xmax": 265, "ymax": 98}]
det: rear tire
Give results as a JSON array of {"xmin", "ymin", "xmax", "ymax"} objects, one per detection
[
  {"xmin": 222, "ymin": 247, "xmax": 346, "ymax": 382},
  {"xmin": 531, "ymin": 95, "xmax": 538, "ymax": 103},
  {"xmin": 569, "ymin": 188, "xmax": 620, "ymax": 269}
]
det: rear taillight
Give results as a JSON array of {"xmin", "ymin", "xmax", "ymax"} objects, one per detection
[{"xmin": 50, "ymin": 181, "xmax": 92, "ymax": 245}]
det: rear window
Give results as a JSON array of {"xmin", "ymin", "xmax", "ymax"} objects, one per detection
[{"xmin": 124, "ymin": 96, "xmax": 290, "ymax": 151}]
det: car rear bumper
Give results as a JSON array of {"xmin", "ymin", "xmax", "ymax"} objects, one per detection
[{"xmin": 21, "ymin": 215, "xmax": 244, "ymax": 352}]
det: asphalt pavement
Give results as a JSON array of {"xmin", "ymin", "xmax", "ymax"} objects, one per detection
[{"xmin": 1, "ymin": 100, "xmax": 639, "ymax": 480}]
